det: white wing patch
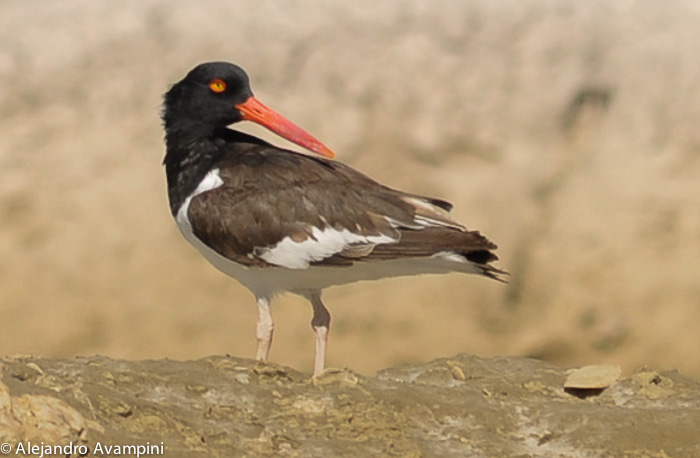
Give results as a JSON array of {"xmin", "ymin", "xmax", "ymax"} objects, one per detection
[
  {"xmin": 256, "ymin": 226, "xmax": 396, "ymax": 269},
  {"xmin": 176, "ymin": 168, "xmax": 224, "ymax": 241},
  {"xmin": 192, "ymin": 168, "xmax": 224, "ymax": 197}
]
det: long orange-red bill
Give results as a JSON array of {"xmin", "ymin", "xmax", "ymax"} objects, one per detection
[{"xmin": 235, "ymin": 96, "xmax": 335, "ymax": 159}]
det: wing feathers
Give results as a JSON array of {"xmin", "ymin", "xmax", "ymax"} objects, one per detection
[
  {"xmin": 399, "ymin": 196, "xmax": 465, "ymax": 230},
  {"xmin": 185, "ymin": 146, "xmax": 504, "ymax": 277}
]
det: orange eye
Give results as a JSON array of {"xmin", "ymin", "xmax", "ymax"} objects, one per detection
[{"xmin": 209, "ymin": 79, "xmax": 227, "ymax": 93}]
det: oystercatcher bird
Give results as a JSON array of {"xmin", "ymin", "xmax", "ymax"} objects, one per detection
[{"xmin": 162, "ymin": 62, "xmax": 506, "ymax": 376}]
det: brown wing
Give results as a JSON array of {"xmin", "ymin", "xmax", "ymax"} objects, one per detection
[
  {"xmin": 187, "ymin": 147, "xmax": 413, "ymax": 264},
  {"xmin": 316, "ymin": 226, "xmax": 506, "ymax": 281},
  {"xmin": 187, "ymin": 145, "xmax": 503, "ymax": 279}
]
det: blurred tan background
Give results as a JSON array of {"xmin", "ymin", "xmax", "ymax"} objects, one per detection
[{"xmin": 1, "ymin": 0, "xmax": 698, "ymax": 377}]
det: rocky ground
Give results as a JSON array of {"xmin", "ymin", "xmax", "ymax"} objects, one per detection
[{"xmin": 1, "ymin": 354, "xmax": 698, "ymax": 457}]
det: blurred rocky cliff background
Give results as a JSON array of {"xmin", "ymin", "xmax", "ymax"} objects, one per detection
[{"xmin": 0, "ymin": 0, "xmax": 698, "ymax": 377}]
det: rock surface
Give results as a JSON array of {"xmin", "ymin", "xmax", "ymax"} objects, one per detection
[{"xmin": 1, "ymin": 354, "xmax": 698, "ymax": 457}]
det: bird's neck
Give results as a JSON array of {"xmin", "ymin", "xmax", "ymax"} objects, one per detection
[{"xmin": 163, "ymin": 123, "xmax": 225, "ymax": 215}]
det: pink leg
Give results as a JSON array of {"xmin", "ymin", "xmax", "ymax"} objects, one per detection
[
  {"xmin": 255, "ymin": 296, "xmax": 274, "ymax": 361},
  {"xmin": 308, "ymin": 291, "xmax": 330, "ymax": 376}
]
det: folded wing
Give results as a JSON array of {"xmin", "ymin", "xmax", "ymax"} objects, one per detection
[{"xmin": 186, "ymin": 147, "xmax": 505, "ymax": 281}]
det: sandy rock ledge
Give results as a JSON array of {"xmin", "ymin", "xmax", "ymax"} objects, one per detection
[{"xmin": 0, "ymin": 354, "xmax": 698, "ymax": 457}]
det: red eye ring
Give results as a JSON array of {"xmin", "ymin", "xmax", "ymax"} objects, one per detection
[{"xmin": 209, "ymin": 79, "xmax": 227, "ymax": 93}]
